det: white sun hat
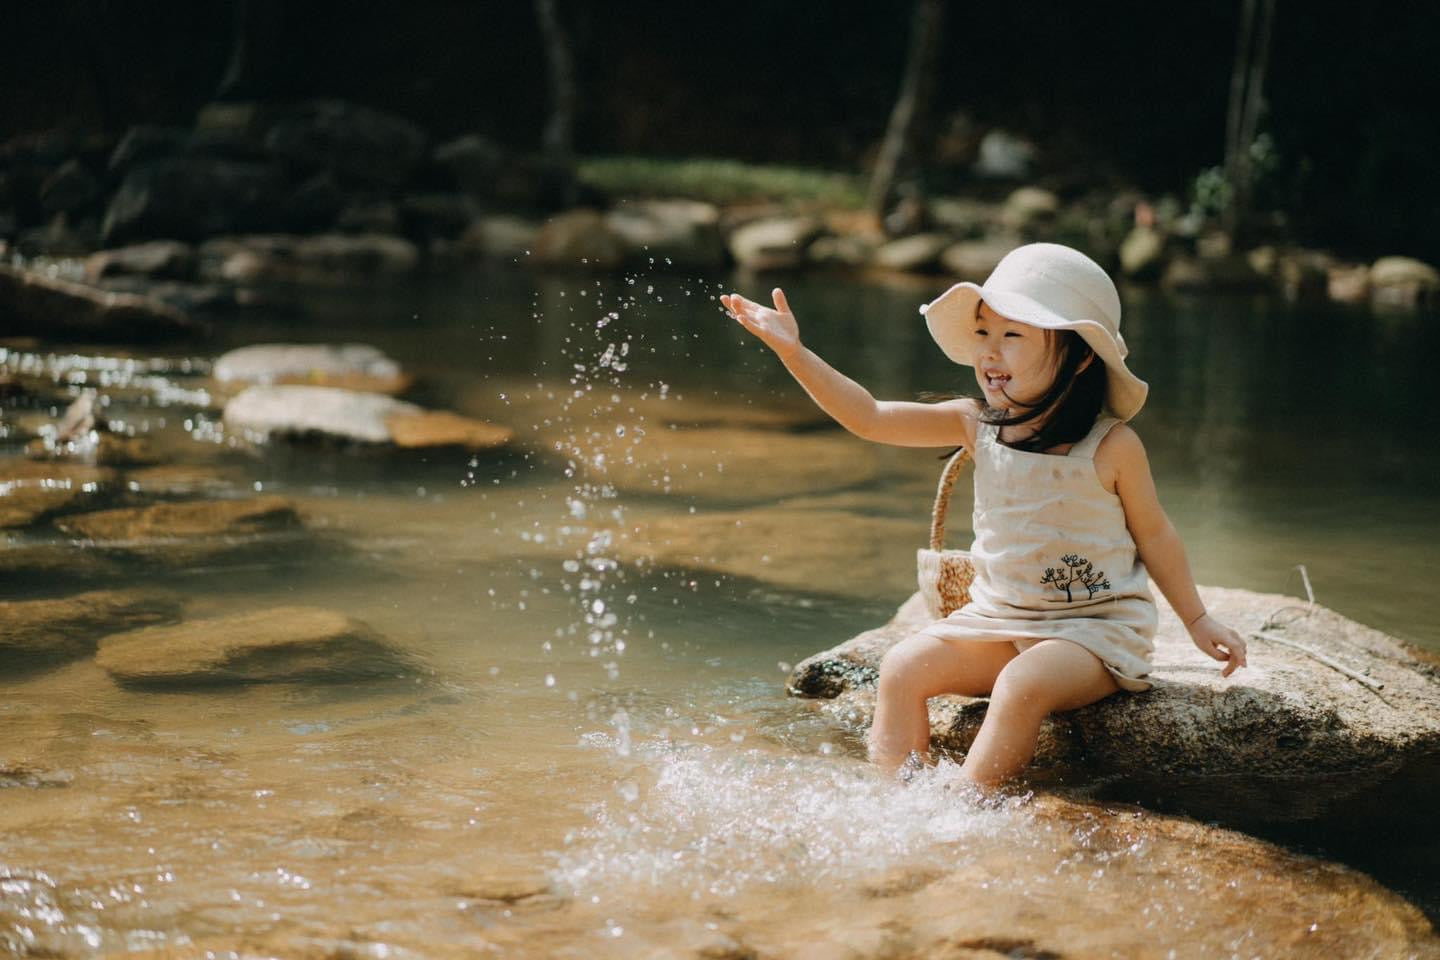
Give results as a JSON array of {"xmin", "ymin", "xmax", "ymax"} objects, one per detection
[{"xmin": 919, "ymin": 242, "xmax": 1149, "ymax": 420}]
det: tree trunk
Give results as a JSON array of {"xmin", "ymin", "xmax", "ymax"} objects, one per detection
[
  {"xmin": 535, "ymin": 0, "xmax": 578, "ymax": 207},
  {"xmin": 1222, "ymin": 0, "xmax": 1277, "ymax": 242},
  {"xmin": 866, "ymin": 0, "xmax": 946, "ymax": 226}
]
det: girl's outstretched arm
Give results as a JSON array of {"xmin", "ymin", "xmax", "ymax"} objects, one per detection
[
  {"xmin": 1100, "ymin": 425, "xmax": 1249, "ymax": 676},
  {"xmin": 720, "ymin": 288, "xmax": 974, "ymax": 449}
]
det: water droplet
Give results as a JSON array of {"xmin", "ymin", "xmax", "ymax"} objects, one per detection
[{"xmin": 545, "ymin": 674, "xmax": 556, "ymax": 687}]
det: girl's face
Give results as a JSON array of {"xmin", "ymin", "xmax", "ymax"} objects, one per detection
[{"xmin": 971, "ymin": 301, "xmax": 1058, "ymax": 410}]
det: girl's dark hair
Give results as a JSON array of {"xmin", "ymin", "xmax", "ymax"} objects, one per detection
[{"xmin": 982, "ymin": 330, "xmax": 1106, "ymax": 453}]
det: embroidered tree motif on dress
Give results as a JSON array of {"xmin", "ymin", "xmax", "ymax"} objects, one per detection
[{"xmin": 1041, "ymin": 553, "xmax": 1111, "ymax": 602}]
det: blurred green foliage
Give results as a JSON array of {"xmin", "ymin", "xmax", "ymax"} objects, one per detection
[{"xmin": 578, "ymin": 156, "xmax": 865, "ymax": 208}]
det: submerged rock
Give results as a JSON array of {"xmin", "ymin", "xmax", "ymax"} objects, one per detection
[
  {"xmin": 223, "ymin": 384, "xmax": 511, "ymax": 449},
  {"xmin": 213, "ymin": 343, "xmax": 412, "ymax": 395},
  {"xmin": 0, "ymin": 589, "xmax": 182, "ymax": 662},
  {"xmin": 0, "ymin": 459, "xmax": 115, "ymax": 528},
  {"xmin": 26, "ymin": 432, "xmax": 158, "ymax": 467},
  {"xmin": 612, "ymin": 506, "xmax": 922, "ymax": 602},
  {"xmin": 96, "ymin": 606, "xmax": 415, "ymax": 686},
  {"xmin": 56, "ymin": 495, "xmax": 300, "ymax": 542},
  {"xmin": 789, "ymin": 586, "xmax": 1440, "ymax": 823},
  {"xmin": 0, "ymin": 263, "xmax": 195, "ymax": 342}
]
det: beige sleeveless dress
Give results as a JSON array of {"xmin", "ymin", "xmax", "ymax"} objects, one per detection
[{"xmin": 920, "ymin": 416, "xmax": 1156, "ymax": 691}]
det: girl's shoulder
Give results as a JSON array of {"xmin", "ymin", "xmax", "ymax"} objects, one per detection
[
  {"xmin": 947, "ymin": 397, "xmax": 983, "ymax": 450},
  {"xmin": 1093, "ymin": 421, "xmax": 1149, "ymax": 493}
]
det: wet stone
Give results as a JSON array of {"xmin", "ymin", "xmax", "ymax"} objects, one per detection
[
  {"xmin": 120, "ymin": 463, "xmax": 238, "ymax": 497},
  {"xmin": 0, "ymin": 459, "xmax": 115, "ymax": 528},
  {"xmin": 386, "ymin": 409, "xmax": 513, "ymax": 450},
  {"xmin": 213, "ymin": 343, "xmax": 412, "ymax": 395},
  {"xmin": 224, "ymin": 384, "xmax": 417, "ymax": 443},
  {"xmin": 789, "ymin": 586, "xmax": 1440, "ymax": 824},
  {"xmin": 0, "ymin": 262, "xmax": 197, "ymax": 343},
  {"xmin": 95, "ymin": 606, "xmax": 416, "ymax": 687},
  {"xmin": 223, "ymin": 384, "xmax": 512, "ymax": 449},
  {"xmin": 56, "ymin": 494, "xmax": 299, "ymax": 542},
  {"xmin": 0, "ymin": 589, "xmax": 182, "ymax": 662},
  {"xmin": 26, "ymin": 432, "xmax": 159, "ymax": 467}
]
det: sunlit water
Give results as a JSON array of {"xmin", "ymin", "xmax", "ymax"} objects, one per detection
[{"xmin": 2, "ymin": 263, "xmax": 1438, "ymax": 956}]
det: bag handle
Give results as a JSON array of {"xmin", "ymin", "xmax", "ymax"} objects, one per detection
[{"xmin": 929, "ymin": 447, "xmax": 973, "ymax": 550}]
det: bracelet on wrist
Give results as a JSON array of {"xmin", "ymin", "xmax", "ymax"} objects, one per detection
[{"xmin": 1183, "ymin": 609, "xmax": 1208, "ymax": 629}]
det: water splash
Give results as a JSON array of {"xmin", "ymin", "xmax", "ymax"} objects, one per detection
[{"xmin": 555, "ymin": 739, "xmax": 1032, "ymax": 901}]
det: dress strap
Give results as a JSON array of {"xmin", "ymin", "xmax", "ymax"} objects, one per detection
[{"xmin": 1067, "ymin": 416, "xmax": 1120, "ymax": 460}]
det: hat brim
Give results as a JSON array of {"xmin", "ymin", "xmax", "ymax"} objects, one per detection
[{"xmin": 920, "ymin": 281, "xmax": 1150, "ymax": 421}]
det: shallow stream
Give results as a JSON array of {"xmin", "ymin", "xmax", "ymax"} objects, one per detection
[{"xmin": 2, "ymin": 264, "xmax": 1438, "ymax": 957}]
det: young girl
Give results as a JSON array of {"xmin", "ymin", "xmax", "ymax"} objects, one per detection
[{"xmin": 721, "ymin": 242, "xmax": 1247, "ymax": 785}]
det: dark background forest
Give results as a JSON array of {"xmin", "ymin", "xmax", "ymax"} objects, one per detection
[{"xmin": 3, "ymin": 0, "xmax": 1438, "ymax": 263}]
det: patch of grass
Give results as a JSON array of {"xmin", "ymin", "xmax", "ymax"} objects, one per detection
[{"xmin": 577, "ymin": 155, "xmax": 865, "ymax": 208}]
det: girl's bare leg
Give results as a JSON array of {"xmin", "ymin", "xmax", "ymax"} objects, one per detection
[
  {"xmin": 961, "ymin": 639, "xmax": 1119, "ymax": 785},
  {"xmin": 868, "ymin": 633, "xmax": 1018, "ymax": 773}
]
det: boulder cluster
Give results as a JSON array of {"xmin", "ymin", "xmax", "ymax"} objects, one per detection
[{"xmin": 3, "ymin": 98, "xmax": 1436, "ymax": 317}]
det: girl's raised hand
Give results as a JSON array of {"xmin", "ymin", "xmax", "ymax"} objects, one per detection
[
  {"xmin": 721, "ymin": 288, "xmax": 801, "ymax": 361},
  {"xmin": 1188, "ymin": 614, "xmax": 1248, "ymax": 678}
]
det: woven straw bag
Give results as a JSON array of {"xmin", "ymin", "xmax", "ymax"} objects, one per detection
[{"xmin": 916, "ymin": 447, "xmax": 976, "ymax": 620}]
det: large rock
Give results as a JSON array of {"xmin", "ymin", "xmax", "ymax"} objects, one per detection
[
  {"xmin": 38, "ymin": 159, "xmax": 100, "ymax": 214},
  {"xmin": 603, "ymin": 200, "xmax": 725, "ymax": 267},
  {"xmin": 0, "ymin": 263, "xmax": 196, "ymax": 342},
  {"xmin": 727, "ymin": 217, "xmax": 822, "ymax": 271},
  {"xmin": 224, "ymin": 384, "xmax": 511, "ymax": 449},
  {"xmin": 263, "ymin": 99, "xmax": 427, "ymax": 187},
  {"xmin": 56, "ymin": 495, "xmax": 300, "ymax": 541},
  {"xmin": 213, "ymin": 343, "xmax": 411, "ymax": 395},
  {"xmin": 0, "ymin": 459, "xmax": 115, "ymax": 528},
  {"xmin": 788, "ymin": 586, "xmax": 1440, "ymax": 823},
  {"xmin": 101, "ymin": 157, "xmax": 289, "ymax": 244},
  {"xmin": 0, "ymin": 589, "xmax": 181, "ymax": 662},
  {"xmin": 1370, "ymin": 255, "xmax": 1440, "ymax": 310},
  {"xmin": 95, "ymin": 606, "xmax": 415, "ymax": 686}
]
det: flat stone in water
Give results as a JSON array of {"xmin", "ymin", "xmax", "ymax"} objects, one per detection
[
  {"xmin": 386, "ymin": 409, "xmax": 513, "ymax": 450},
  {"xmin": 56, "ymin": 495, "xmax": 299, "ymax": 541},
  {"xmin": 121, "ymin": 463, "xmax": 239, "ymax": 497},
  {"xmin": 223, "ymin": 384, "xmax": 511, "ymax": 449},
  {"xmin": 0, "ymin": 588, "xmax": 182, "ymax": 661},
  {"xmin": 95, "ymin": 606, "xmax": 415, "ymax": 686},
  {"xmin": 789, "ymin": 587, "xmax": 1440, "ymax": 823},
  {"xmin": 212, "ymin": 342, "xmax": 413, "ymax": 395},
  {"xmin": 0, "ymin": 459, "xmax": 115, "ymax": 528}
]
